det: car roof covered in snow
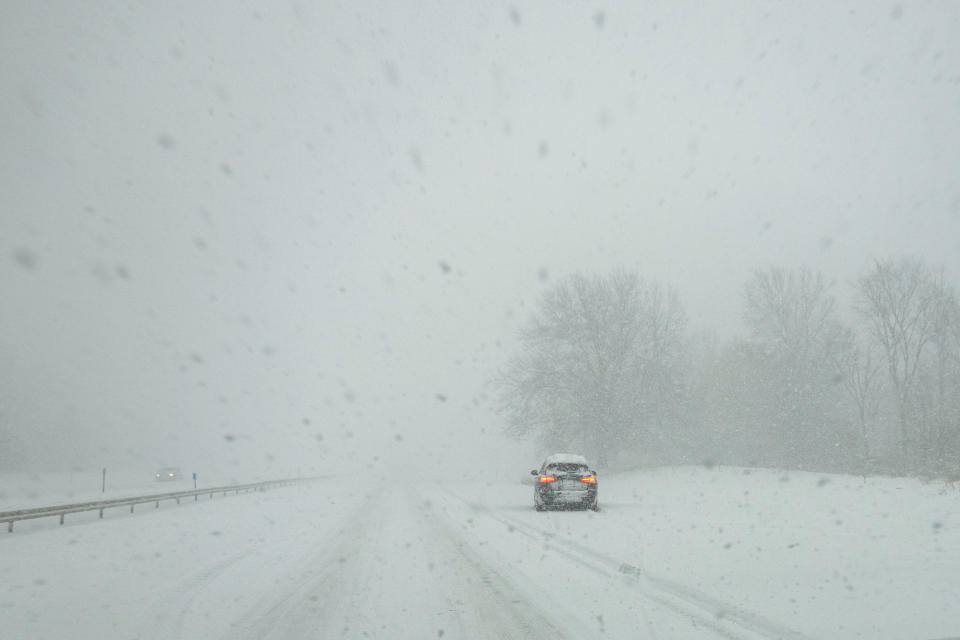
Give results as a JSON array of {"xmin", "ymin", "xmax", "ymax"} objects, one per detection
[{"xmin": 542, "ymin": 453, "xmax": 589, "ymax": 465}]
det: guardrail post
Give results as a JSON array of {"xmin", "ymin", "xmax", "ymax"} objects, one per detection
[
  {"xmin": 8, "ymin": 521, "xmax": 13, "ymax": 533},
  {"xmin": 130, "ymin": 504, "xmax": 135, "ymax": 513},
  {"xmin": 155, "ymin": 501, "xmax": 159, "ymax": 508},
  {"xmin": 60, "ymin": 514, "xmax": 64, "ymax": 525},
  {"xmin": 176, "ymin": 497, "xmax": 180, "ymax": 504},
  {"xmin": 99, "ymin": 508, "xmax": 104, "ymax": 519}
]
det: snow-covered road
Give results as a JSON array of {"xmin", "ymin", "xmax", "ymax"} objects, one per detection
[{"xmin": 2, "ymin": 468, "xmax": 958, "ymax": 639}]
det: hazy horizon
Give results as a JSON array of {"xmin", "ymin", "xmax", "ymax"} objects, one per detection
[{"xmin": 2, "ymin": 1, "xmax": 959, "ymax": 474}]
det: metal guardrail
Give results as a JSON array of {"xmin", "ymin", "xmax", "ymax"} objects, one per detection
[{"xmin": 1, "ymin": 477, "xmax": 316, "ymax": 532}]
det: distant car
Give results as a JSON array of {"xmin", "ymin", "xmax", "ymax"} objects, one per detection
[
  {"xmin": 155, "ymin": 467, "xmax": 180, "ymax": 481},
  {"xmin": 531, "ymin": 453, "xmax": 598, "ymax": 511}
]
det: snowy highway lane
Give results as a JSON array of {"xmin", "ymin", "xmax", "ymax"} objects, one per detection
[{"xmin": 3, "ymin": 468, "xmax": 959, "ymax": 639}]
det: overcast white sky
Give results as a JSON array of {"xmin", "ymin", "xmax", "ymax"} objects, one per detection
[{"xmin": 2, "ymin": 1, "xmax": 958, "ymax": 475}]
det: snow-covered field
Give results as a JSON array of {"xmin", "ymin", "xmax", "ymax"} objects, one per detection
[{"xmin": 2, "ymin": 467, "xmax": 958, "ymax": 639}]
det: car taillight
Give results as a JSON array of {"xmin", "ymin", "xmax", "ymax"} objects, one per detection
[
  {"xmin": 580, "ymin": 476, "xmax": 596, "ymax": 484},
  {"xmin": 538, "ymin": 475, "xmax": 556, "ymax": 483}
]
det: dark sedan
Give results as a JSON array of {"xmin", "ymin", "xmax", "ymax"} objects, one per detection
[{"xmin": 532, "ymin": 453, "xmax": 598, "ymax": 511}]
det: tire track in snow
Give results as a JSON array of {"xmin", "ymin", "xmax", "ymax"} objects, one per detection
[
  {"xmin": 165, "ymin": 550, "xmax": 251, "ymax": 640},
  {"xmin": 228, "ymin": 486, "xmax": 583, "ymax": 639},
  {"xmin": 415, "ymin": 488, "xmax": 586, "ymax": 640},
  {"xmin": 462, "ymin": 499, "xmax": 814, "ymax": 640},
  {"xmin": 225, "ymin": 490, "xmax": 389, "ymax": 639}
]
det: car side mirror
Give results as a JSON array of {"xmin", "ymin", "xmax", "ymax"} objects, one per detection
[{"xmin": 530, "ymin": 469, "xmax": 539, "ymax": 476}]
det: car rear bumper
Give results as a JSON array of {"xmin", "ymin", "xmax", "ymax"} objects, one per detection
[{"xmin": 535, "ymin": 486, "xmax": 597, "ymax": 507}]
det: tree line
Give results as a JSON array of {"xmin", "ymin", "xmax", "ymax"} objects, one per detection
[{"xmin": 496, "ymin": 258, "xmax": 960, "ymax": 476}]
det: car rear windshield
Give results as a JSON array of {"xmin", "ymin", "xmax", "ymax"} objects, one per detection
[{"xmin": 546, "ymin": 463, "xmax": 589, "ymax": 473}]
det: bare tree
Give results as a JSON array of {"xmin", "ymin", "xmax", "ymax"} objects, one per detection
[
  {"xmin": 742, "ymin": 267, "xmax": 848, "ymax": 467},
  {"xmin": 854, "ymin": 258, "xmax": 958, "ymax": 470},
  {"xmin": 497, "ymin": 270, "xmax": 686, "ymax": 467},
  {"xmin": 744, "ymin": 267, "xmax": 842, "ymax": 360},
  {"xmin": 831, "ymin": 327, "xmax": 884, "ymax": 467},
  {"xmin": 925, "ymin": 284, "xmax": 960, "ymax": 469}
]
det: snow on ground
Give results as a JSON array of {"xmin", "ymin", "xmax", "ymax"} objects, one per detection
[
  {"xmin": 1, "ymin": 467, "xmax": 958, "ymax": 639},
  {"xmin": 445, "ymin": 466, "xmax": 960, "ymax": 639}
]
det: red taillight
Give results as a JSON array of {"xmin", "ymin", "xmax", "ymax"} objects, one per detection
[
  {"xmin": 538, "ymin": 475, "xmax": 557, "ymax": 483},
  {"xmin": 580, "ymin": 476, "xmax": 596, "ymax": 484}
]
